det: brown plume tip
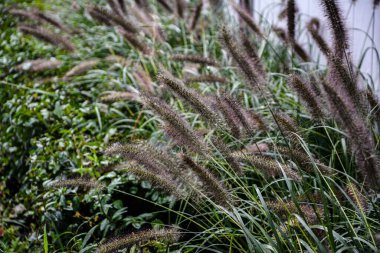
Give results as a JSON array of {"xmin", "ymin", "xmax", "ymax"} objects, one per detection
[
  {"xmin": 47, "ymin": 178, "xmax": 104, "ymax": 190},
  {"xmin": 231, "ymin": 3, "xmax": 263, "ymax": 37},
  {"xmin": 170, "ymin": 54, "xmax": 219, "ymax": 67},
  {"xmin": 99, "ymin": 91, "xmax": 141, "ymax": 103},
  {"xmin": 63, "ymin": 59, "xmax": 99, "ymax": 80},
  {"xmin": 96, "ymin": 228, "xmax": 180, "ymax": 253},
  {"xmin": 307, "ymin": 18, "xmax": 331, "ymax": 56},
  {"xmin": 320, "ymin": 0, "xmax": 349, "ymax": 59},
  {"xmin": 18, "ymin": 25, "xmax": 75, "ymax": 52},
  {"xmin": 184, "ymin": 74, "xmax": 226, "ymax": 84},
  {"xmin": 15, "ymin": 58, "xmax": 62, "ymax": 72},
  {"xmin": 286, "ymin": 0, "xmax": 296, "ymax": 42}
]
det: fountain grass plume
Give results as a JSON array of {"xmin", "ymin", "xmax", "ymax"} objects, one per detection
[
  {"xmin": 273, "ymin": 26, "xmax": 310, "ymax": 62},
  {"xmin": 96, "ymin": 228, "xmax": 180, "ymax": 253},
  {"xmin": 307, "ymin": 18, "xmax": 331, "ymax": 56},
  {"xmin": 133, "ymin": 70, "xmax": 155, "ymax": 94},
  {"xmin": 267, "ymin": 200, "xmax": 323, "ymax": 225},
  {"xmin": 245, "ymin": 110, "xmax": 268, "ymax": 131},
  {"xmin": 231, "ymin": 3, "xmax": 263, "ymax": 38},
  {"xmin": 9, "ymin": 8, "xmax": 38, "ymax": 20},
  {"xmin": 240, "ymin": 33, "xmax": 267, "ymax": 80},
  {"xmin": 107, "ymin": 0, "xmax": 125, "ymax": 17},
  {"xmin": 18, "ymin": 25, "xmax": 75, "ymax": 51},
  {"xmin": 157, "ymin": 0, "xmax": 173, "ymax": 12},
  {"xmin": 219, "ymin": 95, "xmax": 248, "ymax": 135},
  {"xmin": 15, "ymin": 58, "xmax": 62, "ymax": 72},
  {"xmin": 33, "ymin": 10, "xmax": 73, "ymax": 34},
  {"xmin": 157, "ymin": 69, "xmax": 220, "ymax": 124},
  {"xmin": 235, "ymin": 154, "xmax": 301, "ymax": 182},
  {"xmin": 273, "ymin": 112, "xmax": 301, "ymax": 146},
  {"xmin": 292, "ymin": 42, "xmax": 310, "ymax": 62},
  {"xmin": 105, "ymin": 142, "xmax": 171, "ymax": 177},
  {"xmin": 181, "ymin": 154, "xmax": 231, "ymax": 207},
  {"xmin": 322, "ymin": 83, "xmax": 380, "ymax": 188},
  {"xmin": 184, "ymin": 74, "xmax": 226, "ymax": 84},
  {"xmin": 118, "ymin": 0, "xmax": 126, "ymax": 13},
  {"xmin": 118, "ymin": 28, "xmax": 152, "ymax": 55},
  {"xmin": 170, "ymin": 54, "xmax": 219, "ymax": 66},
  {"xmin": 221, "ymin": 94, "xmax": 266, "ymax": 134},
  {"xmin": 88, "ymin": 6, "xmax": 113, "ymax": 25},
  {"xmin": 115, "ymin": 163, "xmax": 187, "ymax": 199},
  {"xmin": 190, "ymin": 1, "xmax": 203, "ymax": 31},
  {"xmin": 48, "ymin": 178, "xmax": 104, "ymax": 190},
  {"xmin": 142, "ymin": 94, "xmax": 209, "ymax": 155},
  {"xmin": 288, "ymin": 74, "xmax": 324, "ymax": 119},
  {"xmin": 346, "ymin": 182, "xmax": 368, "ymax": 211},
  {"xmin": 216, "ymin": 96, "xmax": 242, "ymax": 138},
  {"xmin": 273, "ymin": 145, "xmax": 333, "ymax": 175},
  {"xmin": 105, "ymin": 54, "xmax": 130, "ymax": 66},
  {"xmin": 176, "ymin": 0, "xmax": 186, "ymax": 18},
  {"xmin": 286, "ymin": 0, "xmax": 296, "ymax": 43},
  {"xmin": 107, "ymin": 142, "xmax": 180, "ymax": 177},
  {"xmin": 88, "ymin": 5, "xmax": 138, "ymax": 33},
  {"xmin": 211, "ymin": 136, "xmax": 244, "ymax": 176},
  {"xmin": 220, "ymin": 26, "xmax": 266, "ymax": 90},
  {"xmin": 327, "ymin": 52, "xmax": 363, "ymax": 112},
  {"xmin": 10, "ymin": 8, "xmax": 73, "ymax": 34},
  {"xmin": 99, "ymin": 91, "xmax": 141, "ymax": 103},
  {"xmin": 320, "ymin": 0, "xmax": 348, "ymax": 59},
  {"xmin": 63, "ymin": 59, "xmax": 99, "ymax": 80}
]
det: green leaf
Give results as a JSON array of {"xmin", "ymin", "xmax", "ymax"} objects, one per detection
[{"xmin": 44, "ymin": 224, "xmax": 48, "ymax": 253}]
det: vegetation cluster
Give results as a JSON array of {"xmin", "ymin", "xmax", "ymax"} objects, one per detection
[{"xmin": 1, "ymin": 0, "xmax": 380, "ymax": 252}]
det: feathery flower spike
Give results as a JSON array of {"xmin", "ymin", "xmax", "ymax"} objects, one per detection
[
  {"xmin": 96, "ymin": 228, "xmax": 180, "ymax": 253},
  {"xmin": 19, "ymin": 25, "xmax": 75, "ymax": 51}
]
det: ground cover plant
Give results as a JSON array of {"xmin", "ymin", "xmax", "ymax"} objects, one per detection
[{"xmin": 1, "ymin": 0, "xmax": 380, "ymax": 252}]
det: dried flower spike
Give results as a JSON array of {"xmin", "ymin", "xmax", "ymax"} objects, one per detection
[
  {"xmin": 288, "ymin": 74, "xmax": 324, "ymax": 119},
  {"xmin": 157, "ymin": 0, "xmax": 173, "ymax": 12},
  {"xmin": 320, "ymin": 0, "xmax": 348, "ymax": 59},
  {"xmin": 19, "ymin": 25, "xmax": 75, "ymax": 51},
  {"xmin": 99, "ymin": 91, "xmax": 141, "ymax": 103},
  {"xmin": 220, "ymin": 26, "xmax": 265, "ymax": 90},
  {"xmin": 15, "ymin": 58, "xmax": 62, "ymax": 72},
  {"xmin": 170, "ymin": 54, "xmax": 219, "ymax": 67},
  {"xmin": 63, "ymin": 59, "xmax": 99, "ymax": 80},
  {"xmin": 286, "ymin": 0, "xmax": 296, "ymax": 42},
  {"xmin": 157, "ymin": 69, "xmax": 220, "ymax": 123},
  {"xmin": 346, "ymin": 182, "xmax": 368, "ymax": 211},
  {"xmin": 142, "ymin": 95, "xmax": 209, "ymax": 155},
  {"xmin": 48, "ymin": 178, "xmax": 103, "ymax": 190},
  {"xmin": 190, "ymin": 1, "xmax": 203, "ymax": 31},
  {"xmin": 115, "ymin": 163, "xmax": 187, "ymax": 199},
  {"xmin": 184, "ymin": 74, "xmax": 226, "ymax": 84},
  {"xmin": 181, "ymin": 154, "xmax": 230, "ymax": 207},
  {"xmin": 237, "ymin": 154, "xmax": 301, "ymax": 182},
  {"xmin": 231, "ymin": 3, "xmax": 263, "ymax": 37},
  {"xmin": 118, "ymin": 28, "xmax": 151, "ymax": 55},
  {"xmin": 307, "ymin": 18, "xmax": 331, "ymax": 56},
  {"xmin": 96, "ymin": 228, "xmax": 180, "ymax": 253}
]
